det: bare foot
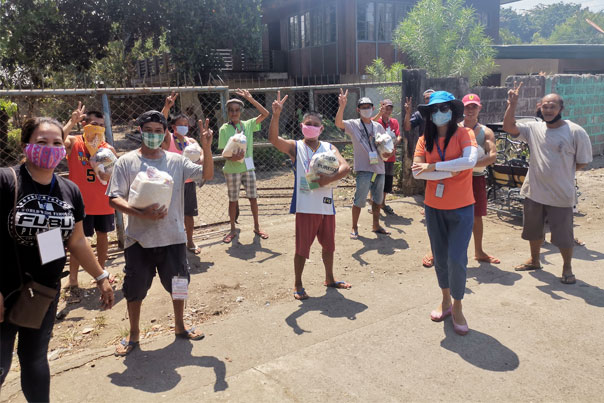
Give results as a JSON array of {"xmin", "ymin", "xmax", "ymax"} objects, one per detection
[
  {"xmin": 475, "ymin": 253, "xmax": 501, "ymax": 264},
  {"xmin": 452, "ymin": 305, "xmax": 466, "ymax": 326}
]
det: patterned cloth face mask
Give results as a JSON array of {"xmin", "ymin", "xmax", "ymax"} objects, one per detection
[
  {"xmin": 24, "ymin": 143, "xmax": 66, "ymax": 169},
  {"xmin": 141, "ymin": 132, "xmax": 165, "ymax": 149}
]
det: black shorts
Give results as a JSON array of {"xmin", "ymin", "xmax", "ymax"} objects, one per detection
[
  {"xmin": 384, "ymin": 174, "xmax": 394, "ymax": 194},
  {"xmin": 122, "ymin": 243, "xmax": 190, "ymax": 302},
  {"xmin": 83, "ymin": 214, "xmax": 115, "ymax": 237},
  {"xmin": 184, "ymin": 182, "xmax": 198, "ymax": 217}
]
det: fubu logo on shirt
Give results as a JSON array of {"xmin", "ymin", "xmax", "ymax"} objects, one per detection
[{"xmin": 9, "ymin": 194, "xmax": 75, "ymax": 247}]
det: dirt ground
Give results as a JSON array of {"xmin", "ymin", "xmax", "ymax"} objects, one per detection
[{"xmin": 5, "ymin": 155, "xmax": 604, "ymax": 378}]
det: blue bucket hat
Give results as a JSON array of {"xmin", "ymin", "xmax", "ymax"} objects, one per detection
[{"xmin": 417, "ymin": 91, "xmax": 464, "ymax": 119}]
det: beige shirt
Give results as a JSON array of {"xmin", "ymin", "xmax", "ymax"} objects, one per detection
[{"xmin": 517, "ymin": 120, "xmax": 592, "ymax": 208}]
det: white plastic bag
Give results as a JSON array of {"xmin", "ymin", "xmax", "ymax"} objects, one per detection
[
  {"xmin": 375, "ymin": 131, "xmax": 394, "ymax": 161},
  {"xmin": 89, "ymin": 147, "xmax": 117, "ymax": 185},
  {"xmin": 128, "ymin": 166, "xmax": 174, "ymax": 210},
  {"xmin": 221, "ymin": 132, "xmax": 247, "ymax": 162},
  {"xmin": 473, "ymin": 145, "xmax": 486, "ymax": 173},
  {"xmin": 183, "ymin": 142, "xmax": 202, "ymax": 162},
  {"xmin": 308, "ymin": 149, "xmax": 341, "ymax": 188}
]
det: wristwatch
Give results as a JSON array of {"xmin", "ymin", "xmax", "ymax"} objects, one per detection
[{"xmin": 95, "ymin": 269, "xmax": 110, "ymax": 283}]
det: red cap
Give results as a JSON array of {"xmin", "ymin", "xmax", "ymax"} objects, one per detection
[{"xmin": 462, "ymin": 93, "xmax": 481, "ymax": 106}]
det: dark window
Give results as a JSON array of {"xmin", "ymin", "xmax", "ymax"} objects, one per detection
[
  {"xmin": 301, "ymin": 12, "xmax": 311, "ymax": 48},
  {"xmin": 324, "ymin": 4, "xmax": 337, "ymax": 44},
  {"xmin": 357, "ymin": 1, "xmax": 375, "ymax": 41},
  {"xmin": 377, "ymin": 2, "xmax": 394, "ymax": 41},
  {"xmin": 311, "ymin": 9, "xmax": 323, "ymax": 46}
]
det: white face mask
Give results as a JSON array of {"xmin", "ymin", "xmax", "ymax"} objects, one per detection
[
  {"xmin": 175, "ymin": 125, "xmax": 189, "ymax": 136},
  {"xmin": 359, "ymin": 109, "xmax": 373, "ymax": 119}
]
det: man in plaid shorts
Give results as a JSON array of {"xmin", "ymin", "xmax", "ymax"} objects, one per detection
[{"xmin": 218, "ymin": 89, "xmax": 270, "ymax": 243}]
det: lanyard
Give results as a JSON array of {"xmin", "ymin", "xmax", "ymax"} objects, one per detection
[
  {"xmin": 31, "ymin": 175, "xmax": 57, "ymax": 227},
  {"xmin": 230, "ymin": 121, "xmax": 242, "ymax": 132},
  {"xmin": 173, "ymin": 134, "xmax": 187, "ymax": 151},
  {"xmin": 435, "ymin": 139, "xmax": 446, "ymax": 162},
  {"xmin": 301, "ymin": 142, "xmax": 320, "ymax": 173},
  {"xmin": 360, "ymin": 121, "xmax": 374, "ymax": 152}
]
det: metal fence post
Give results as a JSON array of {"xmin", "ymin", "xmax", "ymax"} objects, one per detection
[
  {"xmin": 101, "ymin": 93, "xmax": 125, "ymax": 249},
  {"xmin": 309, "ymin": 88, "xmax": 315, "ymax": 111},
  {"xmin": 220, "ymin": 88, "xmax": 229, "ymax": 124}
]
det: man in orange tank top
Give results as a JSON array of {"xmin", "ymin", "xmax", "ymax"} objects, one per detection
[{"xmin": 63, "ymin": 104, "xmax": 117, "ymax": 288}]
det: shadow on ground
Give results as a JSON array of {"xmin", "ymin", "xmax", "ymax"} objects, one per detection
[
  {"xmin": 530, "ymin": 269, "xmax": 604, "ymax": 307},
  {"xmin": 225, "ymin": 231, "xmax": 282, "ymax": 263},
  {"xmin": 285, "ymin": 288, "xmax": 368, "ymax": 335},
  {"xmin": 440, "ymin": 321, "xmax": 520, "ymax": 372},
  {"xmin": 352, "ymin": 235, "xmax": 409, "ymax": 266},
  {"xmin": 467, "ymin": 262, "xmax": 522, "ymax": 287},
  {"xmin": 108, "ymin": 339, "xmax": 228, "ymax": 393}
]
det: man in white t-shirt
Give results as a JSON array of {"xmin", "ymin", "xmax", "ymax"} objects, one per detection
[{"xmin": 504, "ymin": 84, "xmax": 592, "ymax": 284}]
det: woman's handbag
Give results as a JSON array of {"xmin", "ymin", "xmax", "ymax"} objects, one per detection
[{"xmin": 6, "ymin": 167, "xmax": 58, "ymax": 329}]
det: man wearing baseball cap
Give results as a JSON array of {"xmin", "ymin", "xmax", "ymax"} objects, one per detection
[
  {"xmin": 107, "ymin": 110, "xmax": 215, "ymax": 355},
  {"xmin": 462, "ymin": 93, "xmax": 499, "ymax": 264},
  {"xmin": 335, "ymin": 89, "xmax": 394, "ymax": 239}
]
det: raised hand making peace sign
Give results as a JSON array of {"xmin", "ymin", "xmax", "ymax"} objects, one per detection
[
  {"xmin": 165, "ymin": 91, "xmax": 179, "ymax": 110},
  {"xmin": 338, "ymin": 88, "xmax": 348, "ymax": 108},
  {"xmin": 404, "ymin": 97, "xmax": 413, "ymax": 115},
  {"xmin": 198, "ymin": 118, "xmax": 213, "ymax": 149},
  {"xmin": 272, "ymin": 90, "xmax": 289, "ymax": 115},
  {"xmin": 507, "ymin": 81, "xmax": 523, "ymax": 106},
  {"xmin": 71, "ymin": 101, "xmax": 86, "ymax": 124}
]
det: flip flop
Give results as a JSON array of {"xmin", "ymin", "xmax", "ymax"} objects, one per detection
[
  {"xmin": 324, "ymin": 281, "xmax": 352, "ymax": 289},
  {"xmin": 475, "ymin": 255, "xmax": 501, "ymax": 264},
  {"xmin": 187, "ymin": 245, "xmax": 201, "ymax": 254},
  {"xmin": 422, "ymin": 254, "xmax": 434, "ymax": 268},
  {"xmin": 175, "ymin": 327, "xmax": 205, "ymax": 341},
  {"xmin": 574, "ymin": 238, "xmax": 586, "ymax": 247},
  {"xmin": 560, "ymin": 274, "xmax": 576, "ymax": 284},
  {"xmin": 294, "ymin": 288, "xmax": 309, "ymax": 300},
  {"xmin": 350, "ymin": 231, "xmax": 359, "ymax": 240},
  {"xmin": 514, "ymin": 263, "xmax": 543, "ymax": 271},
  {"xmin": 223, "ymin": 233, "xmax": 236, "ymax": 243},
  {"xmin": 372, "ymin": 227, "xmax": 391, "ymax": 235},
  {"xmin": 115, "ymin": 338, "xmax": 139, "ymax": 357},
  {"xmin": 253, "ymin": 230, "xmax": 269, "ymax": 239}
]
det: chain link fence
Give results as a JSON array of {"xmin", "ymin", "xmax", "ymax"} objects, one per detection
[{"xmin": 0, "ymin": 82, "xmax": 402, "ymax": 239}]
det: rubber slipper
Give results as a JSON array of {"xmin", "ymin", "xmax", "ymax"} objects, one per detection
[
  {"xmin": 560, "ymin": 274, "xmax": 576, "ymax": 284},
  {"xmin": 476, "ymin": 255, "xmax": 501, "ymax": 264},
  {"xmin": 430, "ymin": 305, "xmax": 452, "ymax": 322},
  {"xmin": 350, "ymin": 231, "xmax": 359, "ymax": 240},
  {"xmin": 372, "ymin": 227, "xmax": 391, "ymax": 235},
  {"xmin": 175, "ymin": 327, "xmax": 205, "ymax": 341},
  {"xmin": 324, "ymin": 281, "xmax": 352, "ymax": 289},
  {"xmin": 294, "ymin": 288, "xmax": 309, "ymax": 300},
  {"xmin": 253, "ymin": 230, "xmax": 269, "ymax": 239},
  {"xmin": 223, "ymin": 233, "xmax": 236, "ymax": 243},
  {"xmin": 422, "ymin": 254, "xmax": 434, "ymax": 268},
  {"xmin": 514, "ymin": 263, "xmax": 543, "ymax": 271},
  {"xmin": 115, "ymin": 338, "xmax": 139, "ymax": 357},
  {"xmin": 187, "ymin": 245, "xmax": 201, "ymax": 254}
]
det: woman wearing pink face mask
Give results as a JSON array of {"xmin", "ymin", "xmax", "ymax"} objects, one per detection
[
  {"xmin": 0, "ymin": 117, "xmax": 114, "ymax": 402},
  {"xmin": 268, "ymin": 92, "xmax": 352, "ymax": 300}
]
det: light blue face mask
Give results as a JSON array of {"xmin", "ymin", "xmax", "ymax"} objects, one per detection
[
  {"xmin": 432, "ymin": 110, "xmax": 452, "ymax": 126},
  {"xmin": 175, "ymin": 125, "xmax": 189, "ymax": 135}
]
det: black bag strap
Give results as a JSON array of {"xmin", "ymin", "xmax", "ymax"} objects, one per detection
[{"xmin": 8, "ymin": 167, "xmax": 26, "ymax": 290}]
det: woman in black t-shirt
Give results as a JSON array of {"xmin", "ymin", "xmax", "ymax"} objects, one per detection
[{"xmin": 0, "ymin": 117, "xmax": 114, "ymax": 402}]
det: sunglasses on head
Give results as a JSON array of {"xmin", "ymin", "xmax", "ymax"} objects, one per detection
[{"xmin": 430, "ymin": 103, "xmax": 451, "ymax": 113}]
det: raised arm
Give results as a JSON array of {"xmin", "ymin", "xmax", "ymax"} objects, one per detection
[
  {"xmin": 198, "ymin": 118, "xmax": 214, "ymax": 181},
  {"xmin": 63, "ymin": 102, "xmax": 86, "ymax": 154},
  {"xmin": 335, "ymin": 88, "xmax": 348, "ymax": 130},
  {"xmin": 503, "ymin": 81, "xmax": 523, "ymax": 136},
  {"xmin": 269, "ymin": 91, "xmax": 296, "ymax": 160},
  {"xmin": 235, "ymin": 89, "xmax": 270, "ymax": 124},
  {"xmin": 372, "ymin": 101, "xmax": 385, "ymax": 121},
  {"xmin": 161, "ymin": 91, "xmax": 179, "ymax": 119},
  {"xmin": 403, "ymin": 97, "xmax": 412, "ymax": 132}
]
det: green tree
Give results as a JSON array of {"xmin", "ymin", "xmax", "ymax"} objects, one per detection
[
  {"xmin": 393, "ymin": 0, "xmax": 495, "ymax": 86},
  {"xmin": 499, "ymin": 8, "xmax": 532, "ymax": 43},
  {"xmin": 499, "ymin": 28, "xmax": 523, "ymax": 45},
  {"xmin": 542, "ymin": 10, "xmax": 604, "ymax": 44},
  {"xmin": 527, "ymin": 2, "xmax": 582, "ymax": 42},
  {"xmin": 365, "ymin": 59, "xmax": 406, "ymax": 114}
]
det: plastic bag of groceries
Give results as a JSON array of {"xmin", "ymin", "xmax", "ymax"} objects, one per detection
[
  {"xmin": 375, "ymin": 131, "xmax": 394, "ymax": 161},
  {"xmin": 307, "ymin": 149, "xmax": 341, "ymax": 188},
  {"xmin": 89, "ymin": 147, "xmax": 117, "ymax": 185},
  {"xmin": 128, "ymin": 166, "xmax": 174, "ymax": 211},
  {"xmin": 221, "ymin": 131, "xmax": 247, "ymax": 162},
  {"xmin": 183, "ymin": 142, "xmax": 202, "ymax": 162},
  {"xmin": 473, "ymin": 145, "xmax": 486, "ymax": 174}
]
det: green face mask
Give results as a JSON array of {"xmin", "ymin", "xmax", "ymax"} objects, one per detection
[{"xmin": 141, "ymin": 132, "xmax": 165, "ymax": 149}]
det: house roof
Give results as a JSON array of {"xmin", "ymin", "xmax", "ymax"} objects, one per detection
[{"xmin": 494, "ymin": 44, "xmax": 604, "ymax": 59}]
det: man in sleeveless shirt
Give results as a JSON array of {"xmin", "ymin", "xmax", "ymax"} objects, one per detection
[
  {"xmin": 63, "ymin": 105, "xmax": 117, "ymax": 288},
  {"xmin": 462, "ymin": 93, "xmax": 499, "ymax": 264},
  {"xmin": 268, "ymin": 91, "xmax": 351, "ymax": 300}
]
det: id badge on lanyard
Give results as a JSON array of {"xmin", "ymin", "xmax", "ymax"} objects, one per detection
[
  {"xmin": 172, "ymin": 276, "xmax": 189, "ymax": 300},
  {"xmin": 362, "ymin": 122, "xmax": 379, "ymax": 165},
  {"xmin": 34, "ymin": 176, "xmax": 66, "ymax": 264},
  {"xmin": 300, "ymin": 143, "xmax": 320, "ymax": 192}
]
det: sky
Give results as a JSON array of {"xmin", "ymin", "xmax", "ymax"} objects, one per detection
[{"xmin": 506, "ymin": 0, "xmax": 604, "ymax": 12}]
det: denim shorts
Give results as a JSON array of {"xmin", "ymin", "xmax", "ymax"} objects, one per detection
[{"xmin": 353, "ymin": 171, "xmax": 385, "ymax": 207}]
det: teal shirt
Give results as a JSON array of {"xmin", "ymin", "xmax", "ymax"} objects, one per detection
[{"xmin": 218, "ymin": 118, "xmax": 261, "ymax": 174}]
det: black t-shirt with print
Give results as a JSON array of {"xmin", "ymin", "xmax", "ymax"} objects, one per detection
[{"xmin": 0, "ymin": 164, "xmax": 85, "ymax": 307}]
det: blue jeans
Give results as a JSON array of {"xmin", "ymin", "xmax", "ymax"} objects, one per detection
[
  {"xmin": 354, "ymin": 171, "xmax": 385, "ymax": 207},
  {"xmin": 425, "ymin": 204, "xmax": 474, "ymax": 300}
]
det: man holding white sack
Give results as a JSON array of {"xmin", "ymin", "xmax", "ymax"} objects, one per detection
[
  {"xmin": 107, "ymin": 110, "xmax": 214, "ymax": 356},
  {"xmin": 335, "ymin": 91, "xmax": 394, "ymax": 239},
  {"xmin": 218, "ymin": 89, "xmax": 270, "ymax": 244},
  {"xmin": 269, "ymin": 92, "xmax": 352, "ymax": 300}
]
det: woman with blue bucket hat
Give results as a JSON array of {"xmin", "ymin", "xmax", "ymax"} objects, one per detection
[{"xmin": 411, "ymin": 91, "xmax": 478, "ymax": 335}]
